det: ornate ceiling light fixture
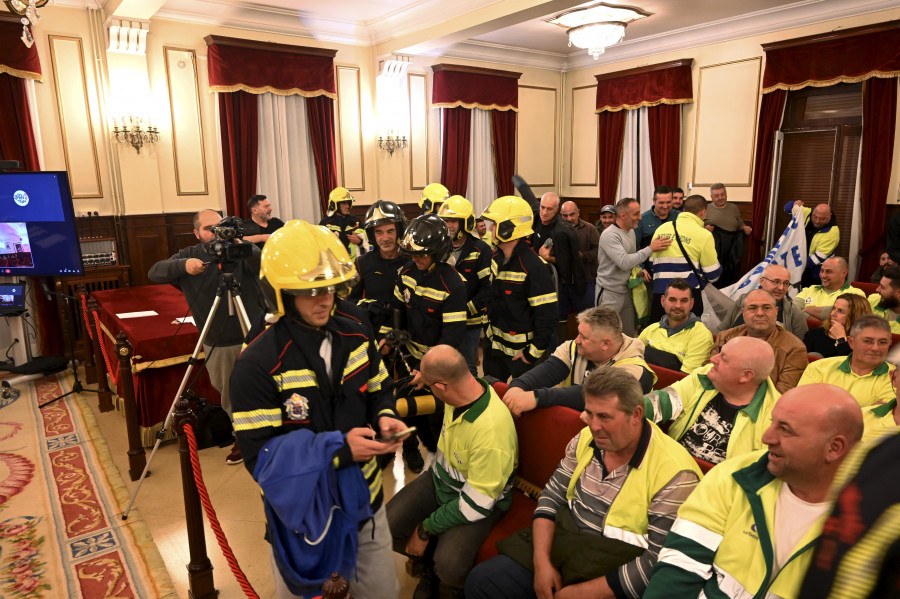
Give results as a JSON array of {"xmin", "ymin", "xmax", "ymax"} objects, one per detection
[
  {"xmin": 3, "ymin": 0, "xmax": 50, "ymax": 48},
  {"xmin": 549, "ymin": 2, "xmax": 650, "ymax": 59}
]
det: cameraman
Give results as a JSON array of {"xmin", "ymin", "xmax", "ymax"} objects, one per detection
[{"xmin": 148, "ymin": 208, "xmax": 263, "ymax": 465}]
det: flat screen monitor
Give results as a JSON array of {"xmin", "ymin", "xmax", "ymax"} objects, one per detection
[
  {"xmin": 0, "ymin": 283, "xmax": 26, "ymax": 316},
  {"xmin": 0, "ymin": 171, "xmax": 83, "ymax": 277}
]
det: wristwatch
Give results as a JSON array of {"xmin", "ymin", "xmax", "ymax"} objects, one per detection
[{"xmin": 416, "ymin": 523, "xmax": 431, "ymax": 541}]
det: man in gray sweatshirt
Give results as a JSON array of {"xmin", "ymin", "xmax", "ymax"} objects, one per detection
[{"xmin": 596, "ymin": 198, "xmax": 671, "ymax": 336}]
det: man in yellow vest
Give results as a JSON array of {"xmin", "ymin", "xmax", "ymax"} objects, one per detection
[
  {"xmin": 645, "ymin": 383, "xmax": 862, "ymax": 599},
  {"xmin": 466, "ymin": 367, "xmax": 701, "ymax": 599},
  {"xmin": 643, "ymin": 336, "xmax": 779, "ymax": 468},
  {"xmin": 502, "ymin": 306, "xmax": 656, "ymax": 416}
]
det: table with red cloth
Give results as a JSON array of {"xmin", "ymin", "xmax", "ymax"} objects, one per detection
[{"xmin": 92, "ymin": 284, "xmax": 220, "ymax": 446}]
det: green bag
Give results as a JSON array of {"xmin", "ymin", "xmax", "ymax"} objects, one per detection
[{"xmin": 495, "ymin": 505, "xmax": 645, "ymax": 586}]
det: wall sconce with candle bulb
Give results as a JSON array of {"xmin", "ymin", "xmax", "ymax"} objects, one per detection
[
  {"xmin": 112, "ymin": 115, "xmax": 159, "ymax": 154},
  {"xmin": 376, "ymin": 56, "xmax": 411, "ymax": 156}
]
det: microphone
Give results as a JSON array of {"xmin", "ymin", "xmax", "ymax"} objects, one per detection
[{"xmin": 39, "ymin": 279, "xmax": 52, "ymax": 301}]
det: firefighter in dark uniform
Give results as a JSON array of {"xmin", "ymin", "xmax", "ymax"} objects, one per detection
[
  {"xmin": 481, "ymin": 195, "xmax": 558, "ymax": 382},
  {"xmin": 230, "ymin": 220, "xmax": 407, "ymax": 599},
  {"xmin": 391, "ymin": 213, "xmax": 467, "ymax": 472},
  {"xmin": 319, "ymin": 186, "xmax": 366, "ymax": 259},
  {"xmin": 419, "ymin": 182, "xmax": 450, "ymax": 215},
  {"xmin": 437, "ymin": 195, "xmax": 492, "ymax": 376},
  {"xmin": 348, "ymin": 200, "xmax": 408, "ymax": 338}
]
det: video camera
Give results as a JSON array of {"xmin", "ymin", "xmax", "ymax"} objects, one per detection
[{"xmin": 204, "ymin": 216, "xmax": 254, "ymax": 263}]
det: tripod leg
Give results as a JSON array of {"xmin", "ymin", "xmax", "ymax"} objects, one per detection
[{"xmin": 122, "ymin": 293, "xmax": 226, "ymax": 520}]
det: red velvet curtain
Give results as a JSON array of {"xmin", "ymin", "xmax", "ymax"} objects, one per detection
[
  {"xmin": 306, "ymin": 95, "xmax": 339, "ymax": 214},
  {"xmin": 749, "ymin": 90, "xmax": 787, "ymax": 261},
  {"xmin": 432, "ymin": 68, "xmax": 518, "ymax": 111},
  {"xmin": 596, "ymin": 62, "xmax": 693, "ymax": 111},
  {"xmin": 762, "ymin": 27, "xmax": 900, "ymax": 93},
  {"xmin": 491, "ymin": 110, "xmax": 516, "ymax": 196},
  {"xmin": 440, "ymin": 107, "xmax": 471, "ymax": 196},
  {"xmin": 207, "ymin": 39, "xmax": 336, "ymax": 97},
  {"xmin": 0, "ymin": 74, "xmax": 40, "ymax": 171},
  {"xmin": 859, "ymin": 77, "xmax": 898, "ymax": 279},
  {"xmin": 646, "ymin": 103, "xmax": 681, "ymax": 187},
  {"xmin": 218, "ymin": 91, "xmax": 258, "ymax": 219},
  {"xmin": 597, "ymin": 110, "xmax": 628, "ymax": 207},
  {"xmin": 0, "ymin": 21, "xmax": 42, "ymax": 80}
]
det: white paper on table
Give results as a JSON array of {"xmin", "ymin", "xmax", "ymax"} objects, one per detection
[
  {"xmin": 116, "ymin": 310, "xmax": 159, "ymax": 319},
  {"xmin": 173, "ymin": 316, "xmax": 196, "ymax": 326}
]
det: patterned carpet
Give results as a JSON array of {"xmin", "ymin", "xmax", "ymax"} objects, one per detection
[{"xmin": 0, "ymin": 372, "xmax": 175, "ymax": 598}]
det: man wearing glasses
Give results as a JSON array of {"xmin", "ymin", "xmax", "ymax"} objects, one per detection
[
  {"xmin": 719, "ymin": 264, "xmax": 808, "ymax": 339},
  {"xmin": 709, "ymin": 289, "xmax": 808, "ymax": 394}
]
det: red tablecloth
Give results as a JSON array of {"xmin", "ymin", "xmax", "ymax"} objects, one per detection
[{"xmin": 92, "ymin": 284, "xmax": 220, "ymax": 444}]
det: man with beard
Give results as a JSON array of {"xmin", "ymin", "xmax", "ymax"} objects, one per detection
[
  {"xmin": 561, "ymin": 200, "xmax": 600, "ymax": 312},
  {"xmin": 348, "ymin": 200, "xmax": 408, "ymax": 338},
  {"xmin": 709, "ymin": 289, "xmax": 808, "ymax": 394},
  {"xmin": 786, "ymin": 200, "xmax": 840, "ymax": 286},
  {"xmin": 242, "ymin": 194, "xmax": 285, "ymax": 248},
  {"xmin": 867, "ymin": 264, "xmax": 900, "ymax": 333},
  {"xmin": 639, "ymin": 278, "xmax": 714, "ymax": 374},
  {"xmin": 671, "ymin": 187, "xmax": 685, "ymax": 210}
]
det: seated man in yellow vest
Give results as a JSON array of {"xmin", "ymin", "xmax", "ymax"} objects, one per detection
[
  {"xmin": 794, "ymin": 256, "xmax": 865, "ymax": 321},
  {"xmin": 643, "ymin": 337, "xmax": 779, "ymax": 468},
  {"xmin": 799, "ymin": 314, "xmax": 895, "ymax": 407},
  {"xmin": 465, "ymin": 367, "xmax": 701, "ymax": 599},
  {"xmin": 868, "ymin": 265, "xmax": 900, "ymax": 334},
  {"xmin": 639, "ymin": 278, "xmax": 714, "ymax": 374},
  {"xmin": 861, "ymin": 344, "xmax": 900, "ymax": 441},
  {"xmin": 502, "ymin": 306, "xmax": 656, "ymax": 416},
  {"xmin": 644, "ymin": 384, "xmax": 862, "ymax": 599}
]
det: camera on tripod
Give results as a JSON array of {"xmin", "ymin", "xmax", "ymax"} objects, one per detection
[{"xmin": 204, "ymin": 216, "xmax": 254, "ymax": 262}]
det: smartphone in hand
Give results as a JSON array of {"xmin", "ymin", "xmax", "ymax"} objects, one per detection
[{"xmin": 374, "ymin": 426, "xmax": 417, "ymax": 443}]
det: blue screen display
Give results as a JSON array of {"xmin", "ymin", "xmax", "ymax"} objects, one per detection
[{"xmin": 0, "ymin": 172, "xmax": 83, "ymax": 276}]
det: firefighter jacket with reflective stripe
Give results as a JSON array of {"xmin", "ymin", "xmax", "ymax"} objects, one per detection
[
  {"xmin": 319, "ymin": 213, "xmax": 365, "ymax": 259},
  {"xmin": 486, "ymin": 241, "xmax": 558, "ymax": 362},
  {"xmin": 391, "ymin": 261, "xmax": 468, "ymax": 360},
  {"xmin": 643, "ymin": 363, "xmax": 780, "ymax": 462},
  {"xmin": 348, "ymin": 250, "xmax": 407, "ymax": 336},
  {"xmin": 230, "ymin": 312, "xmax": 397, "ymax": 510},
  {"xmin": 450, "ymin": 233, "xmax": 493, "ymax": 328},
  {"xmin": 646, "ymin": 450, "xmax": 824, "ymax": 599},
  {"xmin": 424, "ymin": 381, "xmax": 517, "ymax": 535}
]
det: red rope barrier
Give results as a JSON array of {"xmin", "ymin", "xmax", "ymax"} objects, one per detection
[
  {"xmin": 80, "ymin": 295, "xmax": 93, "ymax": 340},
  {"xmin": 184, "ymin": 423, "xmax": 260, "ymax": 599},
  {"xmin": 93, "ymin": 316, "xmax": 120, "ymax": 386}
]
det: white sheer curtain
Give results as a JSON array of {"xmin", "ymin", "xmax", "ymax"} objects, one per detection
[
  {"xmin": 23, "ymin": 80, "xmax": 43, "ymax": 169},
  {"xmin": 616, "ymin": 107, "xmax": 654, "ymax": 210},
  {"xmin": 466, "ymin": 108, "xmax": 497, "ymax": 215},
  {"xmin": 256, "ymin": 93, "xmax": 320, "ymax": 223}
]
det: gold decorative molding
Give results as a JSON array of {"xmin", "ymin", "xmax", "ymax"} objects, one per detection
[
  {"xmin": 49, "ymin": 35, "xmax": 103, "ymax": 199},
  {"xmin": 164, "ymin": 47, "xmax": 209, "ymax": 196},
  {"xmin": 335, "ymin": 65, "xmax": 365, "ymax": 192}
]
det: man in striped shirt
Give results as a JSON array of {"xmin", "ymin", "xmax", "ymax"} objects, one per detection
[
  {"xmin": 387, "ymin": 345, "xmax": 517, "ymax": 599},
  {"xmin": 466, "ymin": 368, "xmax": 700, "ymax": 599}
]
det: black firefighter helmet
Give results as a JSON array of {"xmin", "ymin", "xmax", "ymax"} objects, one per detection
[
  {"xmin": 399, "ymin": 213, "xmax": 452, "ymax": 263},
  {"xmin": 363, "ymin": 200, "xmax": 407, "ymax": 246}
]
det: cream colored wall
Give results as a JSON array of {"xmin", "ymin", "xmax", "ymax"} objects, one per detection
[{"xmin": 561, "ymin": 7, "xmax": 900, "ymax": 204}]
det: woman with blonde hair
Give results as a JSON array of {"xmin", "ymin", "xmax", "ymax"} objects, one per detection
[{"xmin": 804, "ymin": 293, "xmax": 872, "ymax": 358}]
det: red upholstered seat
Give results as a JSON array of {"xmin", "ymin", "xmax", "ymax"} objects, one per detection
[
  {"xmin": 807, "ymin": 354, "xmax": 822, "ymax": 362},
  {"xmin": 475, "ymin": 405, "xmax": 585, "ymax": 564},
  {"xmin": 491, "ymin": 381, "xmax": 509, "ymax": 399},
  {"xmin": 649, "ymin": 364, "xmax": 688, "ymax": 389},
  {"xmin": 807, "ymin": 317, "xmax": 823, "ymax": 330},
  {"xmin": 852, "ymin": 281, "xmax": 878, "ymax": 296},
  {"xmin": 693, "ymin": 456, "xmax": 715, "ymax": 474}
]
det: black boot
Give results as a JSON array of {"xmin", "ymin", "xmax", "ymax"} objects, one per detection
[
  {"xmin": 413, "ymin": 565, "xmax": 439, "ymax": 599},
  {"xmin": 402, "ymin": 434, "xmax": 424, "ymax": 473}
]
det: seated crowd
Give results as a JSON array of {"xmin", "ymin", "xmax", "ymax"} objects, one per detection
[{"xmin": 221, "ymin": 182, "xmax": 900, "ymax": 599}]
